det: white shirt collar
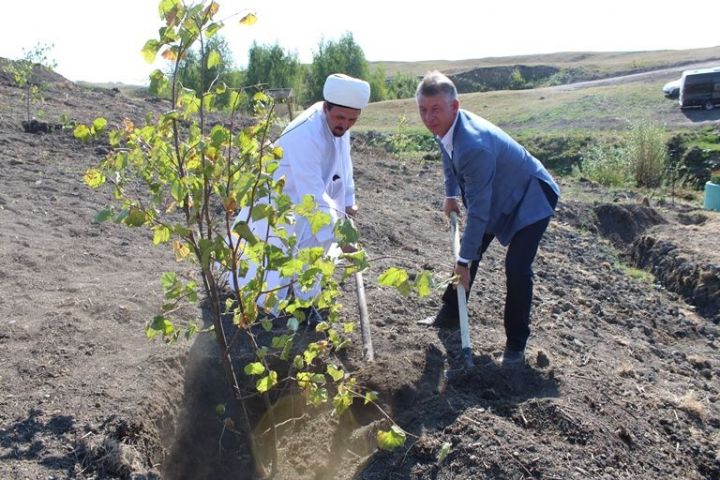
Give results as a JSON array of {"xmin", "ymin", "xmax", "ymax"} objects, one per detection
[{"xmin": 439, "ymin": 113, "xmax": 459, "ymax": 157}]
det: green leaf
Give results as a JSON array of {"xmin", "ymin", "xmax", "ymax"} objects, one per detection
[
  {"xmin": 377, "ymin": 425, "xmax": 406, "ymax": 450},
  {"xmin": 74, "ymin": 124, "xmax": 91, "ymax": 142},
  {"xmin": 414, "ymin": 271, "xmax": 433, "ymax": 297},
  {"xmin": 308, "ymin": 387, "xmax": 329, "ymax": 405},
  {"xmin": 160, "ymin": 271, "xmax": 177, "ymax": 290},
  {"xmin": 364, "ymin": 391, "xmax": 378, "ymax": 404},
  {"xmin": 378, "ymin": 267, "xmax": 408, "ymax": 287},
  {"xmin": 296, "ymin": 372, "xmax": 312, "ymax": 389},
  {"xmin": 149, "ymin": 315, "xmax": 174, "ymax": 336},
  {"xmin": 293, "ymin": 355, "xmax": 304, "ymax": 370},
  {"xmin": 108, "ymin": 130, "xmax": 121, "ymax": 147},
  {"xmin": 250, "ymin": 204, "xmax": 274, "ymax": 222},
  {"xmin": 307, "ymin": 210, "xmax": 331, "ymax": 235},
  {"xmin": 279, "ymin": 259, "xmax": 304, "ymax": 277},
  {"xmin": 378, "ymin": 267, "xmax": 412, "ymax": 296},
  {"xmin": 326, "ymin": 364, "xmax": 344, "ymax": 382},
  {"xmin": 207, "ymin": 49, "xmax": 221, "ymax": 69},
  {"xmin": 149, "ymin": 69, "xmax": 169, "ymax": 96},
  {"xmin": 84, "ymin": 168, "xmax": 106, "ymax": 188},
  {"xmin": 332, "ymin": 391, "xmax": 352, "ymax": 416},
  {"xmin": 287, "ymin": 316, "xmax": 299, "ymax": 332},
  {"xmin": 271, "ymin": 334, "xmax": 291, "ymax": 349},
  {"xmin": 205, "ymin": 22, "xmax": 221, "ymax": 38},
  {"xmin": 303, "ymin": 349, "xmax": 318, "ymax": 365},
  {"xmin": 244, "ymin": 362, "xmax": 265, "ymax": 376},
  {"xmin": 145, "ymin": 324, "xmax": 159, "ymax": 340},
  {"xmin": 210, "ymin": 124, "xmax": 227, "ymax": 146},
  {"xmin": 92, "ymin": 117, "xmax": 107, "ymax": 133},
  {"xmin": 239, "ymin": 12, "xmax": 257, "ymax": 25},
  {"xmin": 152, "ymin": 225, "xmax": 171, "ymax": 245},
  {"xmin": 334, "ymin": 218, "xmax": 359, "ymax": 244},
  {"xmin": 437, "ymin": 441, "xmax": 452, "ymax": 464},
  {"xmin": 227, "ymin": 90, "xmax": 242, "ymax": 110},
  {"xmin": 232, "ymin": 221, "xmax": 257, "ymax": 245},
  {"xmin": 202, "ymin": 92, "xmax": 215, "ymax": 112},
  {"xmin": 125, "ymin": 207, "xmax": 147, "ymax": 227},
  {"xmin": 256, "ymin": 370, "xmax": 278, "ymax": 393},
  {"xmin": 141, "ymin": 39, "xmax": 161, "ymax": 63},
  {"xmin": 184, "ymin": 322, "xmax": 198, "ymax": 340},
  {"xmin": 94, "ymin": 208, "xmax": 113, "ymax": 222}
]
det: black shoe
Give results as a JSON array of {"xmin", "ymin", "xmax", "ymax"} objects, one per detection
[
  {"xmin": 417, "ymin": 305, "xmax": 459, "ymax": 329},
  {"xmin": 500, "ymin": 347, "xmax": 525, "ymax": 367}
]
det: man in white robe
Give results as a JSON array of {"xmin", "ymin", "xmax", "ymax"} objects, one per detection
[{"xmin": 227, "ymin": 73, "xmax": 371, "ymax": 309}]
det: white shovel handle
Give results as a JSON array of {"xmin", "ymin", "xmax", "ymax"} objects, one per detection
[{"xmin": 449, "ymin": 212, "xmax": 473, "ymax": 355}]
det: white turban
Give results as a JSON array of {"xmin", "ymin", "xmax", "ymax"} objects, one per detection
[{"xmin": 323, "ymin": 73, "xmax": 371, "ymax": 110}]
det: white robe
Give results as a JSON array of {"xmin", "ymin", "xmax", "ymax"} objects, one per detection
[{"xmin": 226, "ymin": 102, "xmax": 355, "ymax": 307}]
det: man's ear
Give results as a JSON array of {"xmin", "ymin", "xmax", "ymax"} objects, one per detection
[{"xmin": 452, "ymin": 98, "xmax": 460, "ymax": 113}]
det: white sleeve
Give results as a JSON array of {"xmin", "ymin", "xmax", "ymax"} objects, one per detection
[{"xmin": 343, "ymin": 135, "xmax": 356, "ymax": 208}]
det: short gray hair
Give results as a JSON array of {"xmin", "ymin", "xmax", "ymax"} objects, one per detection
[{"xmin": 415, "ymin": 70, "xmax": 458, "ymax": 101}]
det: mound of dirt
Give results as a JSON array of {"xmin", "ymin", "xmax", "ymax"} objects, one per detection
[
  {"xmin": 631, "ymin": 217, "xmax": 720, "ymax": 323},
  {"xmin": 594, "ymin": 202, "xmax": 667, "ymax": 247},
  {"xmin": 1, "ymin": 76, "xmax": 719, "ymax": 480}
]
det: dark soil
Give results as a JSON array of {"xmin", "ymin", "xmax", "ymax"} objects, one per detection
[{"xmin": 1, "ymin": 70, "xmax": 719, "ymax": 480}]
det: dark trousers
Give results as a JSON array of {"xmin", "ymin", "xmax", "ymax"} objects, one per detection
[{"xmin": 441, "ymin": 215, "xmax": 551, "ymax": 351}]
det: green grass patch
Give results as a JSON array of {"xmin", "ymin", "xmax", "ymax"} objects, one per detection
[
  {"xmin": 359, "ymin": 80, "xmax": 679, "ymax": 137},
  {"xmin": 616, "ymin": 263, "xmax": 655, "ymax": 284}
]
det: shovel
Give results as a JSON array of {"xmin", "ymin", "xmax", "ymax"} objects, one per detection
[
  {"xmin": 355, "ymin": 270, "xmax": 374, "ymax": 361},
  {"xmin": 449, "ymin": 212, "xmax": 475, "ymax": 369},
  {"xmin": 347, "ymin": 216, "xmax": 374, "ymax": 361}
]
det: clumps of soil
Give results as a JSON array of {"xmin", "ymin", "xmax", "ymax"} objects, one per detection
[
  {"xmin": 593, "ymin": 203, "xmax": 667, "ymax": 247},
  {"xmin": 558, "ymin": 198, "xmax": 719, "ymax": 324},
  {"xmin": 632, "ymin": 236, "xmax": 720, "ymax": 322},
  {"xmin": 70, "ymin": 417, "xmax": 161, "ymax": 479}
]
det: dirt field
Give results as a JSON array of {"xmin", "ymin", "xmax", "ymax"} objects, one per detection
[{"xmin": 1, "ymin": 71, "xmax": 719, "ymax": 480}]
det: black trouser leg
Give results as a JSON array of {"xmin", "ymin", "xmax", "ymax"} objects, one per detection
[{"xmin": 503, "ymin": 216, "xmax": 551, "ymax": 351}]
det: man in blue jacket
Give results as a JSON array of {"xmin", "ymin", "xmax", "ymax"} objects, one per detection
[{"xmin": 415, "ymin": 71, "xmax": 559, "ymax": 367}]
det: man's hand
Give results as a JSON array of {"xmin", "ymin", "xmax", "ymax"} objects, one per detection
[
  {"xmin": 345, "ymin": 204, "xmax": 358, "ymax": 217},
  {"xmin": 453, "ymin": 262, "xmax": 470, "ymax": 291},
  {"xmin": 443, "ymin": 197, "xmax": 460, "ymax": 218},
  {"xmin": 341, "ymin": 243, "xmax": 359, "ymax": 254}
]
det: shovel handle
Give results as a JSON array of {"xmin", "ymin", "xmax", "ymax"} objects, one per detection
[
  {"xmin": 449, "ymin": 212, "xmax": 474, "ymax": 367},
  {"xmin": 355, "ymin": 271, "xmax": 374, "ymax": 362}
]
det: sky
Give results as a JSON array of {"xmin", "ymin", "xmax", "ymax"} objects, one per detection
[{"xmin": 2, "ymin": 0, "xmax": 718, "ymax": 85}]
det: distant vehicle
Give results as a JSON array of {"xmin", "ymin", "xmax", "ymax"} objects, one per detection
[
  {"xmin": 662, "ymin": 79, "xmax": 681, "ymax": 98},
  {"xmin": 678, "ymin": 67, "xmax": 720, "ymax": 110}
]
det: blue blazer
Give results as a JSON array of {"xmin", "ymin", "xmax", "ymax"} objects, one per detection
[{"xmin": 440, "ymin": 110, "xmax": 560, "ymax": 260}]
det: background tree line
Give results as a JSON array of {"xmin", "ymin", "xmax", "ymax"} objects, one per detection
[{"xmin": 155, "ymin": 32, "xmax": 419, "ymax": 109}]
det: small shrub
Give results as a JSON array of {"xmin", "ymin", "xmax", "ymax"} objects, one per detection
[
  {"xmin": 629, "ymin": 120, "xmax": 668, "ymax": 188},
  {"xmin": 3, "ymin": 42, "xmax": 56, "ymax": 124},
  {"xmin": 574, "ymin": 141, "xmax": 632, "ymax": 187}
]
